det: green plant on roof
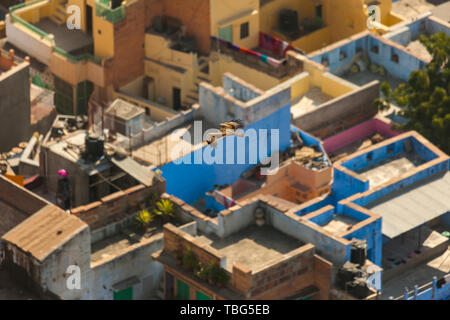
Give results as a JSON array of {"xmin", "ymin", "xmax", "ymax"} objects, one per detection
[
  {"xmin": 135, "ymin": 209, "xmax": 154, "ymax": 229},
  {"xmin": 207, "ymin": 262, "xmax": 229, "ymax": 287},
  {"xmin": 215, "ymin": 268, "xmax": 229, "ymax": 287},
  {"xmin": 182, "ymin": 249, "xmax": 197, "ymax": 271},
  {"xmin": 195, "ymin": 262, "xmax": 209, "ymax": 281},
  {"xmin": 153, "ymin": 199, "xmax": 175, "ymax": 221}
]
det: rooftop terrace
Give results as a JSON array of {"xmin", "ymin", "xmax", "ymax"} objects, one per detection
[
  {"xmin": 34, "ymin": 18, "xmax": 93, "ymax": 55},
  {"xmin": 290, "ymin": 87, "xmax": 333, "ymax": 119},
  {"xmin": 356, "ymin": 151, "xmax": 425, "ymax": 188},
  {"xmin": 194, "ymin": 224, "xmax": 303, "ymax": 272}
]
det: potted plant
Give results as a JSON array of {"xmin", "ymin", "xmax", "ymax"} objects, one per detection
[
  {"xmin": 135, "ymin": 209, "xmax": 154, "ymax": 231},
  {"xmin": 153, "ymin": 199, "xmax": 175, "ymax": 224},
  {"xmin": 195, "ymin": 262, "xmax": 209, "ymax": 281},
  {"xmin": 182, "ymin": 249, "xmax": 197, "ymax": 271},
  {"xmin": 206, "ymin": 262, "xmax": 220, "ymax": 285},
  {"xmin": 215, "ymin": 268, "xmax": 229, "ymax": 288}
]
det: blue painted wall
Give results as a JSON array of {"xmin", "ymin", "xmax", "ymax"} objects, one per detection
[
  {"xmin": 332, "ymin": 167, "xmax": 369, "ymax": 200},
  {"xmin": 161, "ymin": 104, "xmax": 291, "ymax": 204},
  {"xmin": 342, "ymin": 210, "xmax": 382, "ymax": 266},
  {"xmin": 309, "ymin": 35, "xmax": 427, "ymax": 81},
  {"xmin": 308, "ymin": 207, "xmax": 335, "ymax": 226},
  {"xmin": 353, "ymin": 160, "xmax": 449, "ymax": 207},
  {"xmin": 223, "ymin": 74, "xmax": 262, "ymax": 102}
]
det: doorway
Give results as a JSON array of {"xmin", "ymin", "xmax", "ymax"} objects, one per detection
[
  {"xmin": 172, "ymin": 87, "xmax": 181, "ymax": 110},
  {"xmin": 86, "ymin": 5, "xmax": 93, "ymax": 36},
  {"xmin": 177, "ymin": 279, "xmax": 190, "ymax": 300},
  {"xmin": 315, "ymin": 5, "xmax": 323, "ymax": 28}
]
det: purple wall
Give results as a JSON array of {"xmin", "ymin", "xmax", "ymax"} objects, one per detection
[{"xmin": 323, "ymin": 119, "xmax": 400, "ymax": 154}]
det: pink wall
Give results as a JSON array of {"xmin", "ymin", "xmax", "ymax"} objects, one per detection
[{"xmin": 323, "ymin": 118, "xmax": 400, "ymax": 154}]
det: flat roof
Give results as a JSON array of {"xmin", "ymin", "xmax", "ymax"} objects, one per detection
[
  {"xmin": 432, "ymin": 2, "xmax": 450, "ymax": 22},
  {"xmin": 35, "ymin": 18, "xmax": 93, "ymax": 54},
  {"xmin": 321, "ymin": 214, "xmax": 359, "ymax": 236},
  {"xmin": 2, "ymin": 204, "xmax": 87, "ymax": 262},
  {"xmin": 343, "ymin": 70, "xmax": 404, "ymax": 89},
  {"xmin": 366, "ymin": 172, "xmax": 450, "ymax": 239},
  {"xmin": 194, "ymin": 225, "xmax": 304, "ymax": 272},
  {"xmin": 290, "ymin": 87, "xmax": 333, "ymax": 119},
  {"xmin": 356, "ymin": 151, "xmax": 425, "ymax": 189},
  {"xmin": 382, "ymin": 247, "xmax": 450, "ymax": 299},
  {"xmin": 106, "ymin": 99, "xmax": 145, "ymax": 121}
]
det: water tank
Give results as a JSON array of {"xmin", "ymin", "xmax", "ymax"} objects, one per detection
[
  {"xmin": 350, "ymin": 240, "xmax": 367, "ymax": 266},
  {"xmin": 85, "ymin": 133, "xmax": 104, "ymax": 161}
]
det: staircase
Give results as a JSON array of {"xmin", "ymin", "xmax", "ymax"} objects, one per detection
[
  {"xmin": 49, "ymin": 1, "xmax": 68, "ymax": 26},
  {"xmin": 184, "ymin": 56, "xmax": 211, "ymax": 106}
]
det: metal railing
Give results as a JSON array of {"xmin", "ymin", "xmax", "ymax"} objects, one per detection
[
  {"xmin": 9, "ymin": 0, "xmax": 55, "ymax": 44},
  {"xmin": 95, "ymin": 0, "xmax": 126, "ymax": 24},
  {"xmin": 9, "ymin": 0, "xmax": 103, "ymax": 66},
  {"xmin": 53, "ymin": 46, "xmax": 102, "ymax": 65}
]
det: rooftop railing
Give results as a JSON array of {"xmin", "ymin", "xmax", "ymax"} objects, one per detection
[
  {"xmin": 9, "ymin": 0, "xmax": 55, "ymax": 45},
  {"xmin": 95, "ymin": 0, "xmax": 126, "ymax": 24},
  {"xmin": 9, "ymin": 0, "xmax": 103, "ymax": 66}
]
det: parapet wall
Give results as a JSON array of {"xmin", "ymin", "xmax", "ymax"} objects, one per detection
[
  {"xmin": 70, "ymin": 180, "xmax": 166, "ymax": 230},
  {"xmin": 293, "ymin": 80, "xmax": 379, "ymax": 138}
]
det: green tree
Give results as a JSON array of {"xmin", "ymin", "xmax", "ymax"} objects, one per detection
[{"xmin": 375, "ymin": 32, "xmax": 450, "ymax": 153}]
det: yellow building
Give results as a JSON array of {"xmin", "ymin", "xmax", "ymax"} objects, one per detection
[
  {"xmin": 259, "ymin": 0, "xmax": 403, "ymax": 54},
  {"xmin": 5, "ymin": 0, "xmax": 403, "ymax": 117}
]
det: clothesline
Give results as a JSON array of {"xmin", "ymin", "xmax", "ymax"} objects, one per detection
[
  {"xmin": 211, "ymin": 36, "xmax": 284, "ymax": 68},
  {"xmin": 258, "ymin": 31, "xmax": 304, "ymax": 58}
]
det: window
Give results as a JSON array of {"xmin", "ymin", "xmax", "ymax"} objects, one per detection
[
  {"xmin": 387, "ymin": 144, "xmax": 394, "ymax": 154},
  {"xmin": 391, "ymin": 53, "xmax": 399, "ymax": 63},
  {"xmin": 219, "ymin": 25, "xmax": 233, "ymax": 42},
  {"xmin": 177, "ymin": 279, "xmax": 190, "ymax": 300},
  {"xmin": 367, "ymin": 152, "xmax": 373, "ymax": 161},
  {"xmin": 240, "ymin": 22, "xmax": 249, "ymax": 39},
  {"xmin": 339, "ymin": 49, "xmax": 347, "ymax": 60},
  {"xmin": 371, "ymin": 45, "xmax": 379, "ymax": 54}
]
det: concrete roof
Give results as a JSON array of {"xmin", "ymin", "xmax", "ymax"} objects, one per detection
[
  {"xmin": 432, "ymin": 2, "xmax": 450, "ymax": 22},
  {"xmin": 106, "ymin": 99, "xmax": 145, "ymax": 121},
  {"xmin": 194, "ymin": 225, "xmax": 304, "ymax": 272},
  {"xmin": 366, "ymin": 172, "xmax": 450, "ymax": 239},
  {"xmin": 110, "ymin": 155, "xmax": 155, "ymax": 187},
  {"xmin": 2, "ymin": 204, "xmax": 87, "ymax": 262}
]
